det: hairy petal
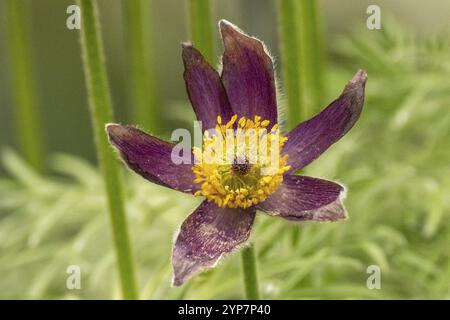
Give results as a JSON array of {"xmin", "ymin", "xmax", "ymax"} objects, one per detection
[
  {"xmin": 219, "ymin": 20, "xmax": 277, "ymax": 125},
  {"xmin": 256, "ymin": 175, "xmax": 347, "ymax": 221},
  {"xmin": 283, "ymin": 70, "xmax": 367, "ymax": 172},
  {"xmin": 106, "ymin": 124, "xmax": 198, "ymax": 193},
  {"xmin": 172, "ymin": 200, "xmax": 255, "ymax": 286},
  {"xmin": 182, "ymin": 43, "xmax": 233, "ymax": 130}
]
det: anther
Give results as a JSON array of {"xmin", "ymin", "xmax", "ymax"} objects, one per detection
[{"xmin": 231, "ymin": 157, "xmax": 251, "ymax": 175}]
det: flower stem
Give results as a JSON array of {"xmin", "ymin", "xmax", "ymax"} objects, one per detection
[
  {"xmin": 278, "ymin": 0, "xmax": 325, "ymax": 128},
  {"xmin": 5, "ymin": 0, "xmax": 45, "ymax": 172},
  {"xmin": 278, "ymin": 0, "xmax": 303, "ymax": 129},
  {"xmin": 241, "ymin": 244, "xmax": 260, "ymax": 299},
  {"xmin": 297, "ymin": 0, "xmax": 325, "ymax": 117},
  {"xmin": 188, "ymin": 0, "xmax": 214, "ymax": 64},
  {"xmin": 122, "ymin": 0, "xmax": 159, "ymax": 131},
  {"xmin": 77, "ymin": 0, "xmax": 137, "ymax": 299}
]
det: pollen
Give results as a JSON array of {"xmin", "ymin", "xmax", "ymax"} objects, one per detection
[{"xmin": 192, "ymin": 115, "xmax": 291, "ymax": 209}]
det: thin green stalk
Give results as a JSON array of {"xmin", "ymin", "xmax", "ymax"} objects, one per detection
[
  {"xmin": 5, "ymin": 0, "xmax": 45, "ymax": 172},
  {"xmin": 122, "ymin": 0, "xmax": 158, "ymax": 131},
  {"xmin": 188, "ymin": 0, "xmax": 214, "ymax": 64},
  {"xmin": 77, "ymin": 0, "xmax": 137, "ymax": 299},
  {"xmin": 278, "ymin": 0, "xmax": 303, "ymax": 129},
  {"xmin": 241, "ymin": 244, "xmax": 260, "ymax": 299},
  {"xmin": 297, "ymin": 0, "xmax": 325, "ymax": 117},
  {"xmin": 278, "ymin": 0, "xmax": 325, "ymax": 128}
]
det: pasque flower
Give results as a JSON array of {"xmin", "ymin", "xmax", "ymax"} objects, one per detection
[{"xmin": 106, "ymin": 20, "xmax": 367, "ymax": 286}]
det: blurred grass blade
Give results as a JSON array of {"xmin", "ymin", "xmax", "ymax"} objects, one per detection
[
  {"xmin": 122, "ymin": 0, "xmax": 159, "ymax": 131},
  {"xmin": 5, "ymin": 0, "xmax": 45, "ymax": 172},
  {"xmin": 279, "ymin": 0, "xmax": 326, "ymax": 126},
  {"xmin": 278, "ymin": 0, "xmax": 303, "ymax": 129},
  {"xmin": 77, "ymin": 0, "xmax": 137, "ymax": 299},
  {"xmin": 297, "ymin": 0, "xmax": 325, "ymax": 116},
  {"xmin": 188, "ymin": 0, "xmax": 215, "ymax": 64}
]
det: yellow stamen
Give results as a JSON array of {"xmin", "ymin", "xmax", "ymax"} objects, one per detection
[{"xmin": 192, "ymin": 115, "xmax": 290, "ymax": 209}]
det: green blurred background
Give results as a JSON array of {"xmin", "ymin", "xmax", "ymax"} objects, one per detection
[{"xmin": 0, "ymin": 0, "xmax": 449, "ymax": 299}]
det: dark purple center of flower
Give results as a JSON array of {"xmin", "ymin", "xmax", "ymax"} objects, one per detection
[{"xmin": 232, "ymin": 157, "xmax": 251, "ymax": 175}]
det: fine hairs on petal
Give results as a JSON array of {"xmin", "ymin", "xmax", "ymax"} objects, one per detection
[
  {"xmin": 106, "ymin": 122, "xmax": 158, "ymax": 140},
  {"xmin": 217, "ymin": 19, "xmax": 286, "ymax": 129},
  {"xmin": 274, "ymin": 76, "xmax": 288, "ymax": 133},
  {"xmin": 170, "ymin": 231, "xmax": 253, "ymax": 287},
  {"xmin": 105, "ymin": 123, "xmax": 138, "ymax": 172},
  {"xmin": 182, "ymin": 41, "xmax": 234, "ymax": 129},
  {"xmin": 300, "ymin": 181, "xmax": 348, "ymax": 223},
  {"xmin": 282, "ymin": 69, "xmax": 367, "ymax": 173},
  {"xmin": 218, "ymin": 20, "xmax": 275, "ymax": 62},
  {"xmin": 172, "ymin": 235, "xmax": 253, "ymax": 286},
  {"xmin": 170, "ymin": 201, "xmax": 198, "ymax": 287},
  {"xmin": 219, "ymin": 18, "xmax": 278, "ymax": 125},
  {"xmin": 256, "ymin": 175, "xmax": 348, "ymax": 222},
  {"xmin": 171, "ymin": 202, "xmax": 255, "ymax": 286},
  {"xmin": 217, "ymin": 19, "xmax": 279, "ymax": 80},
  {"xmin": 171, "ymin": 240, "xmax": 255, "ymax": 287},
  {"xmin": 105, "ymin": 124, "xmax": 199, "ymax": 193}
]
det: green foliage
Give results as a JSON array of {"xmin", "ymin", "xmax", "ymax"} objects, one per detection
[
  {"xmin": 5, "ymin": 0, "xmax": 45, "ymax": 172},
  {"xmin": 1, "ymin": 22, "xmax": 449, "ymax": 299}
]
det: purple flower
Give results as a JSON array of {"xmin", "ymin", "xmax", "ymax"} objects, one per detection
[{"xmin": 106, "ymin": 20, "xmax": 367, "ymax": 286}]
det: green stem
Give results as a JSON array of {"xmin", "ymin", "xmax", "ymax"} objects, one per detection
[
  {"xmin": 77, "ymin": 0, "xmax": 137, "ymax": 299},
  {"xmin": 297, "ymin": 0, "xmax": 325, "ymax": 116},
  {"xmin": 5, "ymin": 0, "xmax": 45, "ymax": 172},
  {"xmin": 122, "ymin": 0, "xmax": 159, "ymax": 131},
  {"xmin": 278, "ymin": 0, "xmax": 303, "ymax": 129},
  {"xmin": 278, "ymin": 0, "xmax": 325, "ymax": 128},
  {"xmin": 188, "ymin": 0, "xmax": 214, "ymax": 64},
  {"xmin": 241, "ymin": 244, "xmax": 260, "ymax": 299}
]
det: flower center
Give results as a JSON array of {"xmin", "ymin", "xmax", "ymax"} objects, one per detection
[
  {"xmin": 231, "ymin": 157, "xmax": 251, "ymax": 175},
  {"xmin": 192, "ymin": 115, "xmax": 291, "ymax": 208}
]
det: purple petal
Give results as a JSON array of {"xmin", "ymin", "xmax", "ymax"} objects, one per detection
[
  {"xmin": 283, "ymin": 70, "xmax": 367, "ymax": 173},
  {"xmin": 182, "ymin": 43, "xmax": 233, "ymax": 130},
  {"xmin": 256, "ymin": 175, "xmax": 347, "ymax": 221},
  {"xmin": 106, "ymin": 124, "xmax": 198, "ymax": 194},
  {"xmin": 219, "ymin": 20, "xmax": 277, "ymax": 125},
  {"xmin": 172, "ymin": 200, "xmax": 255, "ymax": 286}
]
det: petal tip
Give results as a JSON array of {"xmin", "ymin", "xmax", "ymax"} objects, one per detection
[
  {"xmin": 181, "ymin": 41, "xmax": 194, "ymax": 54},
  {"xmin": 219, "ymin": 20, "xmax": 263, "ymax": 47},
  {"xmin": 218, "ymin": 19, "xmax": 233, "ymax": 32},
  {"xmin": 171, "ymin": 275, "xmax": 184, "ymax": 287},
  {"xmin": 171, "ymin": 253, "xmax": 200, "ymax": 287},
  {"xmin": 314, "ymin": 197, "xmax": 348, "ymax": 222},
  {"xmin": 341, "ymin": 69, "xmax": 368, "ymax": 109},
  {"xmin": 105, "ymin": 123, "xmax": 123, "ymax": 140},
  {"xmin": 181, "ymin": 41, "xmax": 193, "ymax": 48},
  {"xmin": 346, "ymin": 69, "xmax": 368, "ymax": 93},
  {"xmin": 105, "ymin": 122, "xmax": 118, "ymax": 132},
  {"xmin": 171, "ymin": 202, "xmax": 255, "ymax": 286},
  {"xmin": 219, "ymin": 19, "xmax": 242, "ymax": 41},
  {"xmin": 352, "ymin": 69, "xmax": 368, "ymax": 85},
  {"xmin": 105, "ymin": 123, "xmax": 131, "ymax": 141},
  {"xmin": 181, "ymin": 42, "xmax": 202, "ymax": 65},
  {"xmin": 282, "ymin": 69, "xmax": 367, "ymax": 171}
]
